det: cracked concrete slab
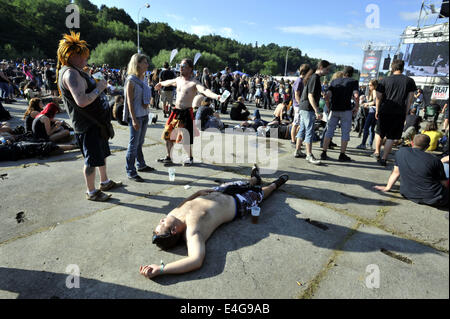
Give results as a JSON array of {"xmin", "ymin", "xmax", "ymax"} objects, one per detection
[{"xmin": 0, "ymin": 99, "xmax": 448, "ymax": 299}]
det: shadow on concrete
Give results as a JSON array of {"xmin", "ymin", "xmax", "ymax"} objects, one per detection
[{"xmin": 0, "ymin": 267, "xmax": 175, "ymax": 299}]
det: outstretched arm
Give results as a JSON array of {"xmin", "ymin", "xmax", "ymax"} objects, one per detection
[
  {"xmin": 140, "ymin": 233, "xmax": 206, "ymax": 279},
  {"xmin": 155, "ymin": 78, "xmax": 177, "ymax": 91},
  {"xmin": 196, "ymin": 83, "xmax": 220, "ymax": 100}
]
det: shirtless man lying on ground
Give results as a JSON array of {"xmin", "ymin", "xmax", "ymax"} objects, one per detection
[{"xmin": 139, "ymin": 166, "xmax": 289, "ymax": 279}]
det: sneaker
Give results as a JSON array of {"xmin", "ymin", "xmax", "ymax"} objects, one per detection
[
  {"xmin": 157, "ymin": 156, "xmax": 172, "ymax": 164},
  {"xmin": 251, "ymin": 164, "xmax": 262, "ymax": 185},
  {"xmin": 138, "ymin": 166, "xmax": 156, "ymax": 173},
  {"xmin": 306, "ymin": 154, "xmax": 322, "ymax": 165},
  {"xmin": 86, "ymin": 190, "xmax": 112, "ymax": 202},
  {"xmin": 295, "ymin": 150, "xmax": 306, "ymax": 158},
  {"xmin": 320, "ymin": 151, "xmax": 329, "ymax": 161},
  {"xmin": 183, "ymin": 158, "xmax": 194, "ymax": 167},
  {"xmin": 356, "ymin": 144, "xmax": 366, "ymax": 150},
  {"xmin": 272, "ymin": 174, "xmax": 289, "ymax": 189},
  {"xmin": 338, "ymin": 153, "xmax": 352, "ymax": 162},
  {"xmin": 99, "ymin": 180, "xmax": 123, "ymax": 192},
  {"xmin": 128, "ymin": 175, "xmax": 145, "ymax": 183}
]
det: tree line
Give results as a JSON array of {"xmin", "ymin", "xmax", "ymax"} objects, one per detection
[{"xmin": 0, "ymin": 0, "xmax": 348, "ymax": 76}]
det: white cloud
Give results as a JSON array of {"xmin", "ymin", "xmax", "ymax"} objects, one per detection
[
  {"xmin": 277, "ymin": 24, "xmax": 402, "ymax": 43},
  {"xmin": 241, "ymin": 20, "xmax": 257, "ymax": 26},
  {"xmin": 166, "ymin": 13, "xmax": 183, "ymax": 21},
  {"xmin": 399, "ymin": 11, "xmax": 421, "ymax": 21},
  {"xmin": 190, "ymin": 25, "xmax": 215, "ymax": 36},
  {"xmin": 190, "ymin": 25, "xmax": 237, "ymax": 39},
  {"xmin": 303, "ymin": 48, "xmax": 363, "ymax": 68}
]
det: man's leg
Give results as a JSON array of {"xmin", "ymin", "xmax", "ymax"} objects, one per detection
[
  {"xmin": 84, "ymin": 166, "xmax": 96, "ymax": 193},
  {"xmin": 381, "ymin": 139, "xmax": 395, "ymax": 161},
  {"xmin": 291, "ymin": 124, "xmax": 299, "ymax": 143},
  {"xmin": 374, "ymin": 134, "xmax": 382, "ymax": 156},
  {"xmin": 98, "ymin": 164, "xmax": 108, "ymax": 184}
]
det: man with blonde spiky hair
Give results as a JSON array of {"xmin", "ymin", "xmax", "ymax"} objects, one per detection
[{"xmin": 57, "ymin": 31, "xmax": 122, "ymax": 202}]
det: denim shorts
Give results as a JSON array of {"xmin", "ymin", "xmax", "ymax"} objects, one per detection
[
  {"xmin": 76, "ymin": 125, "xmax": 111, "ymax": 167},
  {"xmin": 296, "ymin": 110, "xmax": 316, "ymax": 144},
  {"xmin": 325, "ymin": 110, "xmax": 353, "ymax": 141}
]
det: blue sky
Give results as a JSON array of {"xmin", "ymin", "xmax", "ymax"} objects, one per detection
[{"xmin": 89, "ymin": 0, "xmax": 447, "ymax": 70}]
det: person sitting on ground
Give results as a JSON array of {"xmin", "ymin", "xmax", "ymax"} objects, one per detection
[
  {"xmin": 374, "ymin": 134, "xmax": 448, "ymax": 208},
  {"xmin": 423, "ymin": 99, "xmax": 441, "ymax": 124},
  {"xmin": 401, "ymin": 108, "xmax": 422, "ymax": 145},
  {"xmin": 422, "ymin": 121, "xmax": 443, "ymax": 152},
  {"xmin": 230, "ymin": 97, "xmax": 250, "ymax": 121},
  {"xmin": 239, "ymin": 109, "xmax": 269, "ymax": 131},
  {"xmin": 23, "ymin": 98, "xmax": 44, "ymax": 133},
  {"xmin": 32, "ymin": 102, "xmax": 70, "ymax": 142},
  {"xmin": 269, "ymin": 100, "xmax": 290, "ymax": 125},
  {"xmin": 195, "ymin": 98, "xmax": 224, "ymax": 131},
  {"xmin": 112, "ymin": 95, "xmax": 128, "ymax": 126},
  {"xmin": 139, "ymin": 166, "xmax": 289, "ymax": 279}
]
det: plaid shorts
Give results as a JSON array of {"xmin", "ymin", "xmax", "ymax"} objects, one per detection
[{"xmin": 213, "ymin": 181, "xmax": 264, "ymax": 219}]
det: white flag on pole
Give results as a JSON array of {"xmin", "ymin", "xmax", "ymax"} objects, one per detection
[
  {"xmin": 170, "ymin": 49, "xmax": 178, "ymax": 64},
  {"xmin": 194, "ymin": 52, "xmax": 202, "ymax": 66}
]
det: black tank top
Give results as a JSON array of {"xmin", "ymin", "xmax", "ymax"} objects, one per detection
[
  {"xmin": 32, "ymin": 116, "xmax": 49, "ymax": 140},
  {"xmin": 58, "ymin": 66, "xmax": 109, "ymax": 134}
]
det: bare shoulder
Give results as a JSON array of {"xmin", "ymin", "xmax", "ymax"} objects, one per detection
[{"xmin": 63, "ymin": 68, "xmax": 83, "ymax": 89}]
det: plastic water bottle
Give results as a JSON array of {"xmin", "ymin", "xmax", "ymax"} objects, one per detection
[{"xmin": 219, "ymin": 90, "xmax": 231, "ymax": 103}]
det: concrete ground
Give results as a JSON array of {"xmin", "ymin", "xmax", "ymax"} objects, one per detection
[{"xmin": 0, "ymin": 98, "xmax": 448, "ymax": 299}]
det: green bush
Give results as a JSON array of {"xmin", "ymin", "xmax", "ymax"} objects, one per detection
[{"xmin": 89, "ymin": 38, "xmax": 138, "ymax": 68}]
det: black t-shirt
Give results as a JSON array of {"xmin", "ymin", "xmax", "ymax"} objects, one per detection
[
  {"xmin": 299, "ymin": 73, "xmax": 321, "ymax": 112},
  {"xmin": 328, "ymin": 77, "xmax": 359, "ymax": 111},
  {"xmin": 395, "ymin": 147, "xmax": 447, "ymax": 205},
  {"xmin": 376, "ymin": 74, "xmax": 417, "ymax": 115},
  {"xmin": 221, "ymin": 73, "xmax": 233, "ymax": 90},
  {"xmin": 202, "ymin": 74, "xmax": 211, "ymax": 89},
  {"xmin": 404, "ymin": 114, "xmax": 422, "ymax": 132},
  {"xmin": 159, "ymin": 69, "xmax": 176, "ymax": 91},
  {"xmin": 230, "ymin": 102, "xmax": 247, "ymax": 117}
]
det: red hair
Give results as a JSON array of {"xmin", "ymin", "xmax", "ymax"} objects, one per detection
[{"xmin": 39, "ymin": 103, "xmax": 60, "ymax": 119}]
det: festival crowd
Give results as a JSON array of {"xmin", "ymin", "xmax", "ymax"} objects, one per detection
[{"xmin": 1, "ymin": 33, "xmax": 448, "ymax": 208}]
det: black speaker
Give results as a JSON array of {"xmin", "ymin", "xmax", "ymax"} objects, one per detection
[
  {"xmin": 440, "ymin": 0, "xmax": 449, "ymax": 17},
  {"xmin": 383, "ymin": 58, "xmax": 391, "ymax": 70}
]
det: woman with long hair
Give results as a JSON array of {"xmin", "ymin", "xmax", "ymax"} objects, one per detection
[
  {"xmin": 23, "ymin": 98, "xmax": 44, "ymax": 133},
  {"xmin": 32, "ymin": 102, "xmax": 70, "ymax": 142},
  {"xmin": 357, "ymin": 79, "xmax": 378, "ymax": 150},
  {"xmin": 124, "ymin": 53, "xmax": 155, "ymax": 182}
]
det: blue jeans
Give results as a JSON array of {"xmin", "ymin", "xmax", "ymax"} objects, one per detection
[
  {"xmin": 0, "ymin": 82, "xmax": 12, "ymax": 99},
  {"xmin": 126, "ymin": 115, "xmax": 149, "ymax": 177},
  {"xmin": 361, "ymin": 112, "xmax": 377, "ymax": 147},
  {"xmin": 297, "ymin": 110, "xmax": 316, "ymax": 144}
]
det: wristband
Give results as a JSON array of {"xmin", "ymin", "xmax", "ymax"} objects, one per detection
[{"xmin": 160, "ymin": 260, "xmax": 165, "ymax": 273}]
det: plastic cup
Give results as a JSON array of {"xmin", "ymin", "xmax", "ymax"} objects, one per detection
[
  {"xmin": 168, "ymin": 168, "xmax": 176, "ymax": 182},
  {"xmin": 251, "ymin": 206, "xmax": 260, "ymax": 224},
  {"xmin": 219, "ymin": 90, "xmax": 231, "ymax": 103}
]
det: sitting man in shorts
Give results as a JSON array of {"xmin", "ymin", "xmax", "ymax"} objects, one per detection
[{"xmin": 139, "ymin": 166, "xmax": 289, "ymax": 279}]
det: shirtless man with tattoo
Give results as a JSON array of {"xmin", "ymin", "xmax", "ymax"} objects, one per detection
[
  {"xmin": 139, "ymin": 165, "xmax": 289, "ymax": 279},
  {"xmin": 155, "ymin": 58, "xmax": 221, "ymax": 166},
  {"xmin": 57, "ymin": 32, "xmax": 122, "ymax": 201}
]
